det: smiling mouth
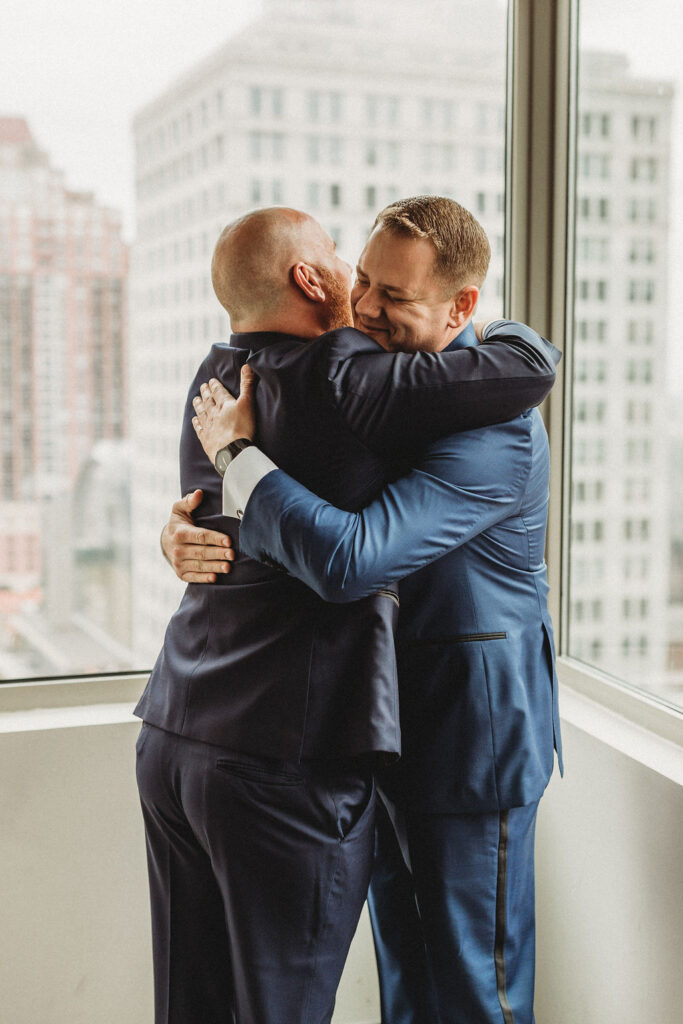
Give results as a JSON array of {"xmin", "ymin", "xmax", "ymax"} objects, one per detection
[{"xmin": 357, "ymin": 320, "xmax": 389, "ymax": 335}]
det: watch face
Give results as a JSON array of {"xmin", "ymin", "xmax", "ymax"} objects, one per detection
[
  {"xmin": 215, "ymin": 447, "xmax": 231, "ymax": 476},
  {"xmin": 228, "ymin": 437, "xmax": 252, "ymax": 458}
]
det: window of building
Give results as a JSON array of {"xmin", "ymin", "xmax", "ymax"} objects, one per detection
[
  {"xmin": 631, "ymin": 115, "xmax": 658, "ymax": 142},
  {"xmin": 366, "ymin": 94, "xmax": 400, "ymax": 127},
  {"xmin": 421, "ymin": 97, "xmax": 455, "ymax": 131},
  {"xmin": 566, "ymin": 3, "xmax": 680, "ymax": 709},
  {"xmin": 307, "ymin": 90, "xmax": 342, "ymax": 123}
]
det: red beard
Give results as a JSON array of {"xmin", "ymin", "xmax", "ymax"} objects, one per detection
[{"xmin": 317, "ymin": 266, "xmax": 353, "ymax": 331}]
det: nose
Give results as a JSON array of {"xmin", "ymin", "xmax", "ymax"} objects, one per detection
[{"xmin": 354, "ymin": 284, "xmax": 382, "ymax": 320}]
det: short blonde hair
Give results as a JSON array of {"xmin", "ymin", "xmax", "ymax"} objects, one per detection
[{"xmin": 374, "ymin": 196, "xmax": 491, "ymax": 293}]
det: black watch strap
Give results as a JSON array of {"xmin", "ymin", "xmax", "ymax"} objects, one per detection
[{"xmin": 214, "ymin": 438, "xmax": 254, "ymax": 477}]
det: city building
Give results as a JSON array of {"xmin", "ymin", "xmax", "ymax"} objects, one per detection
[
  {"xmin": 0, "ymin": 116, "xmax": 129, "ymax": 677},
  {"xmin": 666, "ymin": 393, "xmax": 683, "ymax": 691},
  {"xmin": 569, "ymin": 52, "xmax": 674, "ymax": 697}
]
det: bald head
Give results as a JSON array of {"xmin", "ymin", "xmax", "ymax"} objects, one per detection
[{"xmin": 211, "ymin": 207, "xmax": 349, "ymax": 332}]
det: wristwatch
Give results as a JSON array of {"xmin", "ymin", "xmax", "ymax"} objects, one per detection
[{"xmin": 214, "ymin": 438, "xmax": 254, "ymax": 477}]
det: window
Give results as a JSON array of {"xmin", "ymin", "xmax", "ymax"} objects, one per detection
[
  {"xmin": 307, "ymin": 90, "xmax": 342, "ymax": 123},
  {"xmin": 0, "ymin": 1, "xmax": 508, "ymax": 680},
  {"xmin": 631, "ymin": 115, "xmax": 658, "ymax": 142},
  {"xmin": 567, "ymin": 0, "xmax": 680, "ymax": 706},
  {"xmin": 365, "ymin": 140, "xmax": 401, "ymax": 169},
  {"xmin": 366, "ymin": 94, "xmax": 400, "ymax": 126},
  {"xmin": 306, "ymin": 136, "xmax": 343, "ymax": 165},
  {"xmin": 421, "ymin": 98, "xmax": 455, "ymax": 131}
]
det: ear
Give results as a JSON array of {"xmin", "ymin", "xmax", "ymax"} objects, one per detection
[
  {"xmin": 292, "ymin": 262, "xmax": 326, "ymax": 304},
  {"xmin": 446, "ymin": 285, "xmax": 480, "ymax": 329}
]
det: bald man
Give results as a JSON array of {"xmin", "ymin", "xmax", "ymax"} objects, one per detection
[{"xmin": 134, "ymin": 205, "xmax": 558, "ymax": 1024}]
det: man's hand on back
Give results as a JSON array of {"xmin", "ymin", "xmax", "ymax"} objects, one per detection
[
  {"xmin": 192, "ymin": 365, "xmax": 257, "ymax": 468},
  {"xmin": 161, "ymin": 489, "xmax": 234, "ymax": 583}
]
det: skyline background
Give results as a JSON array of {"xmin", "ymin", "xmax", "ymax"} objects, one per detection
[
  {"xmin": 3, "ymin": 0, "xmax": 682, "ymax": 389},
  {"xmin": 0, "ymin": 1, "xmax": 679, "ymax": 222},
  {"xmin": 0, "ymin": 0, "xmax": 682, "ymax": 706}
]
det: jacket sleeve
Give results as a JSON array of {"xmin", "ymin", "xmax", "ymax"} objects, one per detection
[
  {"xmin": 237, "ymin": 423, "xmax": 529, "ymax": 602},
  {"xmin": 328, "ymin": 320, "xmax": 560, "ymax": 455}
]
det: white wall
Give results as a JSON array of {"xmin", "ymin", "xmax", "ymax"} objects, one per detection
[
  {"xmin": 0, "ymin": 678, "xmax": 380, "ymax": 1024},
  {"xmin": 0, "ymin": 677, "xmax": 681, "ymax": 1024},
  {"xmin": 0, "ymin": 708, "xmax": 153, "ymax": 1024},
  {"xmin": 535, "ymin": 713, "xmax": 683, "ymax": 1024}
]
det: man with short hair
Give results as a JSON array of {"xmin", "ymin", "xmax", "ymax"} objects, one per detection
[
  {"xmin": 172, "ymin": 196, "xmax": 562, "ymax": 1023},
  {"xmin": 137, "ymin": 201, "xmax": 558, "ymax": 1024}
]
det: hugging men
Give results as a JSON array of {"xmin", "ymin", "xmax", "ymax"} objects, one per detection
[{"xmin": 139, "ymin": 196, "xmax": 561, "ymax": 1024}]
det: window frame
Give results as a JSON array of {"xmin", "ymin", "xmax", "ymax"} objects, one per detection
[{"xmin": 508, "ymin": 0, "xmax": 682, "ymax": 770}]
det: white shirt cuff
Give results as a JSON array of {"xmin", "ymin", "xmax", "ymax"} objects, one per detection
[{"xmin": 222, "ymin": 446, "xmax": 278, "ymax": 519}]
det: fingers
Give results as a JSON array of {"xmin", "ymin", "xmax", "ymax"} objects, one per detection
[
  {"xmin": 192, "ymin": 393, "xmax": 210, "ymax": 421},
  {"xmin": 177, "ymin": 544, "xmax": 234, "ymax": 563},
  {"xmin": 192, "ymin": 393, "xmax": 205, "ymax": 421},
  {"xmin": 180, "ymin": 571, "xmax": 220, "ymax": 584},
  {"xmin": 192, "ymin": 380, "xmax": 236, "ymax": 428},
  {"xmin": 173, "ymin": 489, "xmax": 204, "ymax": 514},
  {"xmin": 174, "ymin": 527, "xmax": 233, "ymax": 549},
  {"xmin": 172, "ymin": 546, "xmax": 233, "ymax": 579},
  {"xmin": 200, "ymin": 381, "xmax": 217, "ymax": 408},
  {"xmin": 208, "ymin": 378, "xmax": 234, "ymax": 401},
  {"xmin": 180, "ymin": 558, "xmax": 231, "ymax": 576},
  {"xmin": 193, "ymin": 376, "xmax": 245, "ymax": 412},
  {"xmin": 238, "ymin": 365, "xmax": 256, "ymax": 393}
]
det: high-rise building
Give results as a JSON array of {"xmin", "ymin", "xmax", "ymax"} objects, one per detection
[
  {"xmin": 666, "ymin": 394, "xmax": 683, "ymax": 693},
  {"xmin": 0, "ymin": 116, "xmax": 129, "ymax": 677},
  {"xmin": 568, "ymin": 52, "xmax": 673, "ymax": 694}
]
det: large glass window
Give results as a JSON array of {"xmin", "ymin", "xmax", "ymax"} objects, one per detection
[
  {"xmin": 568, "ymin": 0, "xmax": 683, "ymax": 708},
  {"xmin": 0, "ymin": 0, "xmax": 509, "ymax": 680}
]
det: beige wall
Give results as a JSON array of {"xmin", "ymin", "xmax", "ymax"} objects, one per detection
[
  {"xmin": 535, "ymin": 719, "xmax": 683, "ymax": 1024},
  {"xmin": 0, "ymin": 678, "xmax": 681, "ymax": 1024},
  {"xmin": 0, "ymin": 717, "xmax": 153, "ymax": 1024},
  {"xmin": 0, "ymin": 683, "xmax": 380, "ymax": 1024}
]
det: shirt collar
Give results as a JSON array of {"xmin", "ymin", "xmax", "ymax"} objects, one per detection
[
  {"xmin": 230, "ymin": 321, "xmax": 479, "ymax": 353},
  {"xmin": 229, "ymin": 331, "xmax": 304, "ymax": 352},
  {"xmin": 443, "ymin": 321, "xmax": 477, "ymax": 352}
]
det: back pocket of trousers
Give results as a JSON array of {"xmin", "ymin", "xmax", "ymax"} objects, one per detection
[{"xmin": 215, "ymin": 758, "xmax": 303, "ymax": 786}]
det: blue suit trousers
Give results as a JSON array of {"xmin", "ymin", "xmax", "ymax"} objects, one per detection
[
  {"xmin": 135, "ymin": 724, "xmax": 375, "ymax": 1024},
  {"xmin": 368, "ymin": 794, "xmax": 539, "ymax": 1024}
]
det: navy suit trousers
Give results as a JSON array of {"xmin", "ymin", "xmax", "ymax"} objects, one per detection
[
  {"xmin": 368, "ymin": 794, "xmax": 539, "ymax": 1024},
  {"xmin": 135, "ymin": 724, "xmax": 375, "ymax": 1024}
]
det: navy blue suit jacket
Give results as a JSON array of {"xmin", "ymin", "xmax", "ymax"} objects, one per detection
[
  {"xmin": 236, "ymin": 327, "xmax": 562, "ymax": 810},
  {"xmin": 135, "ymin": 322, "xmax": 560, "ymax": 767}
]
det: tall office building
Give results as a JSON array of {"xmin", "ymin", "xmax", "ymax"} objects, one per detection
[
  {"xmin": 0, "ymin": 117, "xmax": 129, "ymax": 676},
  {"xmin": 130, "ymin": 2, "xmax": 675, "ymax": 703},
  {"xmin": 666, "ymin": 395, "xmax": 683, "ymax": 691},
  {"xmin": 569, "ymin": 52, "xmax": 673, "ymax": 695}
]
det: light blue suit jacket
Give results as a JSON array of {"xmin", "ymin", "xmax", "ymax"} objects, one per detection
[{"xmin": 237, "ymin": 326, "xmax": 563, "ymax": 813}]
